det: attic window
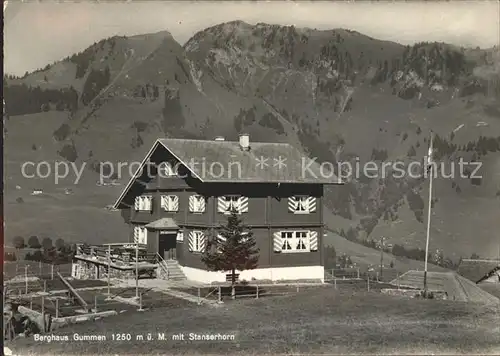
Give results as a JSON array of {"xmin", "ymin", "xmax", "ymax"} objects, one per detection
[{"xmin": 160, "ymin": 162, "xmax": 177, "ymax": 177}]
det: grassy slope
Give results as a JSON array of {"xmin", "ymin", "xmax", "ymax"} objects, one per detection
[
  {"xmin": 4, "ymin": 25, "xmax": 500, "ymax": 259},
  {"xmin": 8, "ymin": 287, "xmax": 500, "ymax": 355},
  {"xmin": 323, "ymin": 230, "xmax": 445, "ymax": 273},
  {"xmin": 4, "ymin": 111, "xmax": 128, "ymax": 243}
]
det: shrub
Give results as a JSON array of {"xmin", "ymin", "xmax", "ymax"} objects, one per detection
[
  {"xmin": 27, "ymin": 236, "xmax": 41, "ymax": 249},
  {"xmin": 12, "ymin": 236, "xmax": 25, "ymax": 249}
]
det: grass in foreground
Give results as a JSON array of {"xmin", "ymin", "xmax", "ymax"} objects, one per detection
[{"xmin": 7, "ymin": 286, "xmax": 500, "ymax": 355}]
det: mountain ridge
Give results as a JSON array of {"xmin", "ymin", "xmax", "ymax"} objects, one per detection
[{"xmin": 4, "ymin": 21, "xmax": 500, "ymax": 262}]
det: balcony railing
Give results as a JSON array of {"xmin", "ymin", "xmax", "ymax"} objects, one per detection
[{"xmin": 75, "ymin": 243, "xmax": 157, "ymax": 266}]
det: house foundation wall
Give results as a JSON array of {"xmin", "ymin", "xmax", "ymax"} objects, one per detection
[
  {"xmin": 71, "ymin": 260, "xmax": 138, "ymax": 280},
  {"xmin": 180, "ymin": 265, "xmax": 324, "ymax": 284}
]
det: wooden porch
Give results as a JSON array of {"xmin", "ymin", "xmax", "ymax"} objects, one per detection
[{"xmin": 74, "ymin": 243, "xmax": 158, "ymax": 271}]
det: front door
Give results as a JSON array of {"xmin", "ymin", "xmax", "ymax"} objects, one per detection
[{"xmin": 158, "ymin": 232, "xmax": 177, "ymax": 260}]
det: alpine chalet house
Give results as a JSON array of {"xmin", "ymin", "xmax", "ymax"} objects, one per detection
[{"xmin": 111, "ymin": 135, "xmax": 341, "ymax": 283}]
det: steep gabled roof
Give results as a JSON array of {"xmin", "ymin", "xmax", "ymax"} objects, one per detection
[
  {"xmin": 113, "ymin": 138, "xmax": 341, "ymax": 209},
  {"xmin": 457, "ymin": 259, "xmax": 500, "ymax": 283}
]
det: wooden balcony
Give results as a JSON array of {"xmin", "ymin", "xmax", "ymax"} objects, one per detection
[{"xmin": 74, "ymin": 243, "xmax": 158, "ymax": 270}]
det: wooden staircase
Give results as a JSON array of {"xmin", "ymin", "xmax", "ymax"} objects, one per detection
[{"xmin": 156, "ymin": 255, "xmax": 187, "ymax": 281}]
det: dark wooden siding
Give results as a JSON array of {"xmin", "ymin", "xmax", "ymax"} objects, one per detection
[
  {"xmin": 178, "ymin": 227, "xmax": 321, "ymax": 270},
  {"xmin": 119, "ymin": 153, "xmax": 325, "ymax": 271}
]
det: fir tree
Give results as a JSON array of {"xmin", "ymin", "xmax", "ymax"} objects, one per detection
[{"xmin": 202, "ymin": 210, "xmax": 259, "ymax": 296}]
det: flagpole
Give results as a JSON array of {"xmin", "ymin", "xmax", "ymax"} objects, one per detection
[{"xmin": 424, "ymin": 131, "xmax": 434, "ymax": 294}]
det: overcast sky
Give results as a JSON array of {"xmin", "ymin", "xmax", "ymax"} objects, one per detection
[{"xmin": 4, "ymin": 1, "xmax": 499, "ymax": 76}]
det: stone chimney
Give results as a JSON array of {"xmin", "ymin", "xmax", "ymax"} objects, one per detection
[
  {"xmin": 239, "ymin": 134, "xmax": 250, "ymax": 151},
  {"xmin": 214, "ymin": 136, "xmax": 225, "ymax": 141}
]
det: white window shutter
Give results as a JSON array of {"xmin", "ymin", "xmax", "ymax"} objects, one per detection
[
  {"xmin": 171, "ymin": 195, "xmax": 179, "ymax": 212},
  {"xmin": 309, "ymin": 231, "xmax": 318, "ymax": 251},
  {"xmin": 134, "ymin": 197, "xmax": 140, "ymax": 211},
  {"xmin": 199, "ymin": 233, "xmax": 206, "ymax": 252},
  {"xmin": 133, "ymin": 226, "xmax": 140, "ymax": 243},
  {"xmin": 189, "ymin": 195, "xmax": 205, "ymax": 213},
  {"xmin": 238, "ymin": 196, "xmax": 249, "ymax": 213},
  {"xmin": 147, "ymin": 196, "xmax": 153, "ymax": 211},
  {"xmin": 217, "ymin": 197, "xmax": 228, "ymax": 213},
  {"xmin": 189, "ymin": 196, "xmax": 196, "ymax": 212},
  {"xmin": 188, "ymin": 231, "xmax": 195, "ymax": 252},
  {"xmin": 176, "ymin": 231, "xmax": 184, "ymax": 242},
  {"xmin": 198, "ymin": 196, "xmax": 206, "ymax": 212},
  {"xmin": 288, "ymin": 197, "xmax": 298, "ymax": 212},
  {"xmin": 273, "ymin": 231, "xmax": 283, "ymax": 252},
  {"xmin": 307, "ymin": 197, "xmax": 316, "ymax": 212}
]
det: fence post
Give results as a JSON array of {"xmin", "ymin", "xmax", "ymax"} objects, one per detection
[
  {"xmin": 30, "ymin": 296, "xmax": 33, "ymax": 309},
  {"xmin": 357, "ymin": 268, "xmax": 360, "ymax": 279},
  {"xmin": 296, "ymin": 284, "xmax": 299, "ymax": 293},
  {"xmin": 334, "ymin": 278, "xmax": 337, "ymax": 290},
  {"xmin": 39, "ymin": 261, "xmax": 42, "ymax": 276},
  {"xmin": 397, "ymin": 273, "xmax": 400, "ymax": 289},
  {"xmin": 94, "ymin": 295, "xmax": 97, "ymax": 313},
  {"xmin": 56, "ymin": 299, "xmax": 59, "ymax": 318},
  {"xmin": 197, "ymin": 288, "xmax": 201, "ymax": 305},
  {"xmin": 376, "ymin": 272, "xmax": 379, "ymax": 282},
  {"xmin": 44, "ymin": 280, "xmax": 47, "ymax": 293},
  {"xmin": 367, "ymin": 276, "xmax": 370, "ymax": 292},
  {"xmin": 41, "ymin": 296, "xmax": 45, "ymax": 332},
  {"xmin": 256, "ymin": 285, "xmax": 259, "ymax": 299},
  {"xmin": 25, "ymin": 266, "xmax": 28, "ymax": 294},
  {"xmin": 51, "ymin": 264, "xmax": 54, "ymax": 280},
  {"xmin": 138, "ymin": 293, "xmax": 144, "ymax": 311}
]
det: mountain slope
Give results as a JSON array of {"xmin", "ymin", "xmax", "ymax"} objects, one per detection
[{"xmin": 4, "ymin": 21, "xmax": 500, "ymax": 260}]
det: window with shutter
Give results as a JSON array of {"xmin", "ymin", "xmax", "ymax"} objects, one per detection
[
  {"xmin": 189, "ymin": 195, "xmax": 206, "ymax": 213},
  {"xmin": 188, "ymin": 231, "xmax": 205, "ymax": 253},
  {"xmin": 276, "ymin": 230, "xmax": 310, "ymax": 253},
  {"xmin": 133, "ymin": 226, "xmax": 148, "ymax": 244},
  {"xmin": 288, "ymin": 196, "xmax": 316, "ymax": 214},
  {"xmin": 161, "ymin": 195, "xmax": 179, "ymax": 212},
  {"xmin": 135, "ymin": 196, "xmax": 152, "ymax": 211},
  {"xmin": 218, "ymin": 196, "xmax": 247, "ymax": 214}
]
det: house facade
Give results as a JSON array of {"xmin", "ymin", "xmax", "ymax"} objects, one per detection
[{"xmin": 113, "ymin": 135, "xmax": 341, "ymax": 283}]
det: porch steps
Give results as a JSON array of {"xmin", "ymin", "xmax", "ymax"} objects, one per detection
[{"xmin": 157, "ymin": 260, "xmax": 187, "ymax": 281}]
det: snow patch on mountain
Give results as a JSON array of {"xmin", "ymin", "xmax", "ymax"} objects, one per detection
[{"xmin": 186, "ymin": 59, "xmax": 204, "ymax": 94}]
